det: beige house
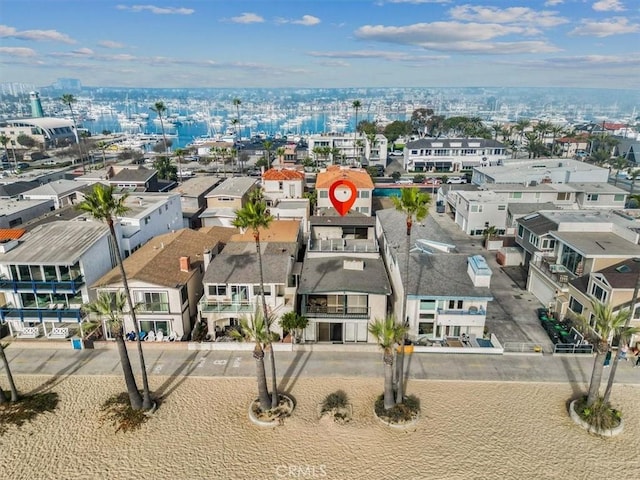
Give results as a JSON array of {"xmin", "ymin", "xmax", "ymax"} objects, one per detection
[
  {"xmin": 92, "ymin": 227, "xmax": 235, "ymax": 340},
  {"xmin": 315, "ymin": 166, "xmax": 374, "ymax": 216},
  {"xmin": 199, "ymin": 177, "xmax": 258, "ymax": 227}
]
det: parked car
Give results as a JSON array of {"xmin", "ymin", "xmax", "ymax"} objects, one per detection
[
  {"xmin": 446, "ymin": 176, "xmax": 467, "ymax": 184},
  {"xmin": 423, "ymin": 177, "xmax": 442, "ymax": 186}
]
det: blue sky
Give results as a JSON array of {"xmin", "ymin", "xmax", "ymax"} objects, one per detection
[{"xmin": 1, "ymin": 0, "xmax": 639, "ymax": 89}]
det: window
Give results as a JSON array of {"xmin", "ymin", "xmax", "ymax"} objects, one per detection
[
  {"xmin": 517, "ymin": 225, "xmax": 524, "ymax": 238},
  {"xmin": 557, "ymin": 192, "xmax": 570, "ymax": 201},
  {"xmin": 418, "ymin": 322, "xmax": 434, "ymax": 336},
  {"xmin": 509, "ymin": 192, "xmax": 522, "ymax": 199},
  {"xmin": 319, "ymin": 191, "xmax": 328, "ymax": 198},
  {"xmin": 590, "ymin": 283, "xmax": 607, "ymax": 302},
  {"xmin": 254, "ymin": 284, "xmax": 272, "ymax": 296},
  {"xmin": 470, "ymin": 205, "xmax": 483, "ymax": 213},
  {"xmin": 541, "ymin": 238, "xmax": 556, "ymax": 250},
  {"xmin": 614, "ymin": 194, "xmax": 625, "ymax": 202},
  {"xmin": 586, "ymin": 194, "xmax": 599, "ymax": 202},
  {"xmin": 420, "ymin": 299, "xmax": 436, "ymax": 310},
  {"xmin": 498, "ymin": 205, "xmax": 506, "ymax": 210},
  {"xmin": 358, "ymin": 190, "xmax": 370, "ymax": 198},
  {"xmin": 208, "ymin": 285, "xmax": 227, "ymax": 296},
  {"xmin": 449, "ymin": 300, "xmax": 455, "ymax": 309},
  {"xmin": 457, "ymin": 300, "xmax": 463, "ymax": 309},
  {"xmin": 135, "ymin": 291, "xmax": 169, "ymax": 312},
  {"xmin": 529, "ymin": 233, "xmax": 539, "ymax": 247},
  {"xmin": 569, "ymin": 297, "xmax": 583, "ymax": 314},
  {"xmin": 139, "ymin": 320, "xmax": 170, "ymax": 336}
]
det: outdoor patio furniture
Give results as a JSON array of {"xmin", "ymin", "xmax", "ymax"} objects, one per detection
[
  {"xmin": 17, "ymin": 326, "xmax": 39, "ymax": 339},
  {"xmin": 145, "ymin": 330, "xmax": 156, "ymax": 342},
  {"xmin": 47, "ymin": 327, "xmax": 69, "ymax": 339},
  {"xmin": 156, "ymin": 330, "xmax": 164, "ymax": 342}
]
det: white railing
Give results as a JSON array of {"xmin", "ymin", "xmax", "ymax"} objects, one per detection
[{"xmin": 503, "ymin": 342, "xmax": 544, "ymax": 354}]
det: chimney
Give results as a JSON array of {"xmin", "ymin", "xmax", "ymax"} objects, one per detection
[
  {"xmin": 179, "ymin": 256, "xmax": 190, "ymax": 272},
  {"xmin": 203, "ymin": 249, "xmax": 212, "ymax": 271}
]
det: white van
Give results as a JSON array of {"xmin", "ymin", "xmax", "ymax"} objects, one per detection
[{"xmin": 446, "ymin": 176, "xmax": 467, "ymax": 184}]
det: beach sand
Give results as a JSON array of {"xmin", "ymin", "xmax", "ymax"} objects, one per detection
[{"xmin": 1, "ymin": 375, "xmax": 639, "ymax": 480}]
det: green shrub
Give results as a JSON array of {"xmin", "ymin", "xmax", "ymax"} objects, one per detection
[
  {"xmin": 575, "ymin": 395, "xmax": 621, "ymax": 431},
  {"xmin": 375, "ymin": 393, "xmax": 420, "ymax": 424},
  {"xmin": 0, "ymin": 391, "xmax": 59, "ymax": 435},
  {"xmin": 413, "ymin": 174, "xmax": 425, "ymax": 184},
  {"xmin": 321, "ymin": 390, "xmax": 348, "ymax": 414}
]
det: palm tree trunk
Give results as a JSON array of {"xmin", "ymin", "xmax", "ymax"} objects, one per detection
[
  {"xmin": 383, "ymin": 351, "xmax": 395, "ymax": 410},
  {"xmin": 587, "ymin": 349, "xmax": 606, "ymax": 406},
  {"xmin": 256, "ymin": 237, "xmax": 279, "ymax": 409},
  {"xmin": 68, "ymin": 104, "xmax": 85, "ymax": 175},
  {"xmin": 115, "ymin": 331, "xmax": 143, "ymax": 410},
  {"xmin": 0, "ymin": 344, "xmax": 19, "ymax": 402},
  {"xmin": 0, "ymin": 384, "xmax": 6, "ymax": 403},
  {"xmin": 159, "ymin": 117, "xmax": 168, "ymax": 154},
  {"xmin": 109, "ymin": 221, "xmax": 153, "ymax": 410},
  {"xmin": 396, "ymin": 217, "xmax": 412, "ymax": 404},
  {"xmin": 254, "ymin": 345, "xmax": 271, "ymax": 411}
]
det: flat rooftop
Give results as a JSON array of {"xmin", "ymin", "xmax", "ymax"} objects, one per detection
[{"xmin": 550, "ymin": 231, "xmax": 640, "ymax": 256}]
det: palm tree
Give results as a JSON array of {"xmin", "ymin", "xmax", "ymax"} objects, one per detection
[
  {"xmin": 230, "ymin": 309, "xmax": 275, "ymax": 411},
  {"xmin": 150, "ymin": 101, "xmax": 168, "ymax": 154},
  {"xmin": 352, "ymin": 100, "xmax": 362, "ymax": 163},
  {"xmin": 262, "ymin": 140, "xmax": 273, "ymax": 168},
  {"xmin": 369, "ymin": 316, "xmax": 407, "ymax": 410},
  {"xmin": 96, "ymin": 140, "xmax": 109, "ymax": 170},
  {"xmin": 83, "ymin": 291, "xmax": 143, "ymax": 409},
  {"xmin": 77, "ymin": 184, "xmax": 153, "ymax": 410},
  {"xmin": 514, "ymin": 119, "xmax": 530, "ymax": 149},
  {"xmin": 174, "ymin": 147, "xmax": 186, "ymax": 181},
  {"xmin": 233, "ymin": 98, "xmax": 242, "ymax": 141},
  {"xmin": 0, "ymin": 342, "xmax": 19, "ymax": 403},
  {"xmin": 482, "ymin": 225, "xmax": 498, "ymax": 248},
  {"xmin": 0, "ymin": 134, "xmax": 10, "ymax": 167},
  {"xmin": 390, "ymin": 187, "xmax": 430, "ymax": 403},
  {"xmin": 630, "ymin": 171, "xmax": 639, "ymax": 195},
  {"xmin": 275, "ymin": 146, "xmax": 285, "ymax": 166},
  {"xmin": 232, "ymin": 194, "xmax": 279, "ymax": 409},
  {"xmin": 577, "ymin": 301, "xmax": 631, "ymax": 406},
  {"xmin": 61, "ymin": 93, "xmax": 85, "ymax": 174}
]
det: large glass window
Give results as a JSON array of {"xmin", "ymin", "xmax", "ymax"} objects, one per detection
[
  {"xmin": 569, "ymin": 296, "xmax": 583, "ymax": 314},
  {"xmin": 139, "ymin": 320, "xmax": 170, "ymax": 336},
  {"xmin": 590, "ymin": 283, "xmax": 607, "ymax": 303},
  {"xmin": 420, "ymin": 299, "xmax": 436, "ymax": 311},
  {"xmin": 135, "ymin": 291, "xmax": 169, "ymax": 312},
  {"xmin": 560, "ymin": 245, "xmax": 583, "ymax": 275},
  {"xmin": 208, "ymin": 285, "xmax": 227, "ymax": 296},
  {"xmin": 43, "ymin": 265, "xmax": 57, "ymax": 281}
]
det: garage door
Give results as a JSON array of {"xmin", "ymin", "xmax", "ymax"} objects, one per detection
[{"xmin": 528, "ymin": 271, "xmax": 556, "ymax": 306}]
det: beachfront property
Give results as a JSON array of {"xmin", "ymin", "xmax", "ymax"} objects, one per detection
[
  {"xmin": 565, "ymin": 257, "xmax": 640, "ymax": 348},
  {"xmin": 515, "ymin": 210, "xmax": 640, "ymax": 318},
  {"xmin": 199, "ymin": 176, "xmax": 258, "ymax": 228},
  {"xmin": 299, "ymin": 213, "xmax": 390, "ymax": 343},
  {"xmin": 92, "ymin": 227, "xmax": 234, "ymax": 341},
  {"xmin": 376, "ymin": 209, "xmax": 493, "ymax": 343},
  {"xmin": 403, "ymin": 138, "xmax": 508, "ymax": 173},
  {"xmin": 315, "ymin": 166, "xmax": 374, "ymax": 216},
  {"xmin": 0, "ymin": 221, "xmax": 113, "ymax": 338},
  {"xmin": 198, "ymin": 220, "xmax": 301, "ymax": 337},
  {"xmin": 307, "ymin": 133, "xmax": 388, "ymax": 169}
]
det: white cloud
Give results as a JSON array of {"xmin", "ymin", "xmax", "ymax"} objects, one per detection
[
  {"xmin": 385, "ymin": 0, "xmax": 451, "ymax": 4},
  {"xmin": 72, "ymin": 48, "xmax": 94, "ymax": 56},
  {"xmin": 0, "ymin": 46, "xmax": 37, "ymax": 57},
  {"xmin": 292, "ymin": 15, "xmax": 321, "ymax": 26},
  {"xmin": 544, "ymin": 0, "xmax": 564, "ymax": 5},
  {"xmin": 449, "ymin": 5, "xmax": 569, "ymax": 28},
  {"xmin": 229, "ymin": 12, "xmax": 264, "ymax": 24},
  {"xmin": 98, "ymin": 40, "xmax": 125, "ymax": 49},
  {"xmin": 0, "ymin": 24, "xmax": 75, "ymax": 44},
  {"xmin": 592, "ymin": 0, "xmax": 625, "ymax": 12},
  {"xmin": 115, "ymin": 4, "xmax": 194, "ymax": 15},
  {"xmin": 308, "ymin": 49, "xmax": 448, "ymax": 61},
  {"xmin": 569, "ymin": 17, "xmax": 639, "ymax": 37}
]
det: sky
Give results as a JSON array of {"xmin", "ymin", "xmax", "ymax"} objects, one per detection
[{"xmin": 1, "ymin": 0, "xmax": 639, "ymax": 89}]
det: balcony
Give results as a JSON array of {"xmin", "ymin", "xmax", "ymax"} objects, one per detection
[
  {"xmin": 531, "ymin": 257, "xmax": 576, "ymax": 286},
  {"xmin": 199, "ymin": 298, "xmax": 255, "ymax": 313},
  {"xmin": 0, "ymin": 276, "xmax": 85, "ymax": 294},
  {"xmin": 303, "ymin": 304, "xmax": 370, "ymax": 319},
  {"xmin": 308, "ymin": 238, "xmax": 378, "ymax": 254},
  {"xmin": 0, "ymin": 306, "xmax": 83, "ymax": 323}
]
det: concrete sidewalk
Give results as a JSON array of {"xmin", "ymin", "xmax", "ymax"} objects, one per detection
[{"xmin": 4, "ymin": 346, "xmax": 640, "ymax": 388}]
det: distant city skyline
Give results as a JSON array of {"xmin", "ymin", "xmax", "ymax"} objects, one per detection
[{"xmin": 1, "ymin": 0, "xmax": 639, "ymax": 89}]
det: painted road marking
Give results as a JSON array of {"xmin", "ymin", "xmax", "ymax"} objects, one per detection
[
  {"xmin": 212, "ymin": 359, "xmax": 228, "ymax": 366},
  {"xmin": 196, "ymin": 357, "xmax": 206, "ymax": 368},
  {"xmin": 232, "ymin": 357, "xmax": 241, "ymax": 368},
  {"xmin": 152, "ymin": 365, "xmax": 163, "ymax": 374}
]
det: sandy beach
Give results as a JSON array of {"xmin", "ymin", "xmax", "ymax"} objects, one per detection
[{"xmin": 1, "ymin": 375, "xmax": 639, "ymax": 480}]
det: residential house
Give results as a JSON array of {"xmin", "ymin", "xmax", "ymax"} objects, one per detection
[
  {"xmin": 404, "ymin": 138, "xmax": 508, "ymax": 173},
  {"xmin": 307, "ymin": 133, "xmax": 388, "ymax": 168},
  {"xmin": 471, "ymin": 159, "xmax": 609, "ymax": 185},
  {"xmin": 0, "ymin": 181, "xmax": 40, "ymax": 200},
  {"xmin": 199, "ymin": 176, "xmax": 258, "ymax": 228},
  {"xmin": 554, "ymin": 134, "xmax": 589, "ymax": 158},
  {"xmin": 0, "ymin": 221, "xmax": 114, "ymax": 337},
  {"xmin": 21, "ymin": 179, "xmax": 92, "ymax": 209},
  {"xmin": 566, "ymin": 258, "xmax": 640, "ymax": 348},
  {"xmin": 514, "ymin": 210, "xmax": 640, "ymax": 317},
  {"xmin": 376, "ymin": 209, "xmax": 493, "ymax": 342},
  {"xmin": 262, "ymin": 168, "xmax": 310, "ymax": 233},
  {"xmin": 107, "ymin": 166, "xmax": 169, "ymax": 193},
  {"xmin": 173, "ymin": 175, "xmax": 224, "ymax": 228},
  {"xmin": 93, "ymin": 227, "xmax": 235, "ymax": 341},
  {"xmin": 0, "ymin": 198, "xmax": 55, "ymax": 229},
  {"xmin": 315, "ymin": 166, "xmax": 374, "ymax": 216},
  {"xmin": 199, "ymin": 220, "xmax": 301, "ymax": 336},
  {"xmin": 296, "ymin": 213, "xmax": 390, "ymax": 344}
]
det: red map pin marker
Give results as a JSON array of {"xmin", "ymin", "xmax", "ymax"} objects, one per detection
[{"xmin": 329, "ymin": 179, "xmax": 357, "ymax": 216}]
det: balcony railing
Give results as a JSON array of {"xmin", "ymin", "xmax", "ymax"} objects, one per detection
[
  {"xmin": 437, "ymin": 308, "xmax": 486, "ymax": 316},
  {"xmin": 0, "ymin": 307, "xmax": 83, "ymax": 323},
  {"xmin": 0, "ymin": 277, "xmax": 85, "ymax": 294},
  {"xmin": 308, "ymin": 238, "xmax": 378, "ymax": 253},
  {"xmin": 531, "ymin": 257, "xmax": 576, "ymax": 285},
  {"xmin": 303, "ymin": 305, "xmax": 370, "ymax": 319},
  {"xmin": 199, "ymin": 299, "xmax": 255, "ymax": 313}
]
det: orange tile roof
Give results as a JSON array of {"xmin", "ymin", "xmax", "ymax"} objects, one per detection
[
  {"xmin": 315, "ymin": 165, "xmax": 374, "ymax": 189},
  {"xmin": 262, "ymin": 168, "xmax": 305, "ymax": 181},
  {"xmin": 0, "ymin": 229, "xmax": 26, "ymax": 241}
]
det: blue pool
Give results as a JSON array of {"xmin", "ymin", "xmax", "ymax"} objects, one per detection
[
  {"xmin": 373, "ymin": 187, "xmax": 433, "ymax": 197},
  {"xmin": 477, "ymin": 338, "xmax": 493, "ymax": 348}
]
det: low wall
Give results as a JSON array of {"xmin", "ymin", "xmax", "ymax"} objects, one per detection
[
  {"xmin": 188, "ymin": 342, "xmax": 293, "ymax": 352},
  {"xmin": 412, "ymin": 346, "xmax": 504, "ymax": 355},
  {"xmin": 93, "ymin": 340, "xmax": 188, "ymax": 350}
]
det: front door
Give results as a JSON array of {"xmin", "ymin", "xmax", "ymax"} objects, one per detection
[{"xmin": 318, "ymin": 322, "xmax": 343, "ymax": 343}]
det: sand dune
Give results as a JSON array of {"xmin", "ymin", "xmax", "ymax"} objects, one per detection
[{"xmin": 1, "ymin": 375, "xmax": 638, "ymax": 479}]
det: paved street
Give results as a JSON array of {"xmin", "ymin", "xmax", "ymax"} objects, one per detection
[{"xmin": 4, "ymin": 346, "xmax": 640, "ymax": 387}]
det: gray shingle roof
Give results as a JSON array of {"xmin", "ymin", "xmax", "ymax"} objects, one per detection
[
  {"xmin": 518, "ymin": 212, "xmax": 559, "ymax": 235},
  {"xmin": 203, "ymin": 252, "xmax": 291, "ymax": 284},
  {"xmin": 298, "ymin": 256, "xmax": 391, "ymax": 295},
  {"xmin": 109, "ymin": 167, "xmax": 156, "ymax": 183}
]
